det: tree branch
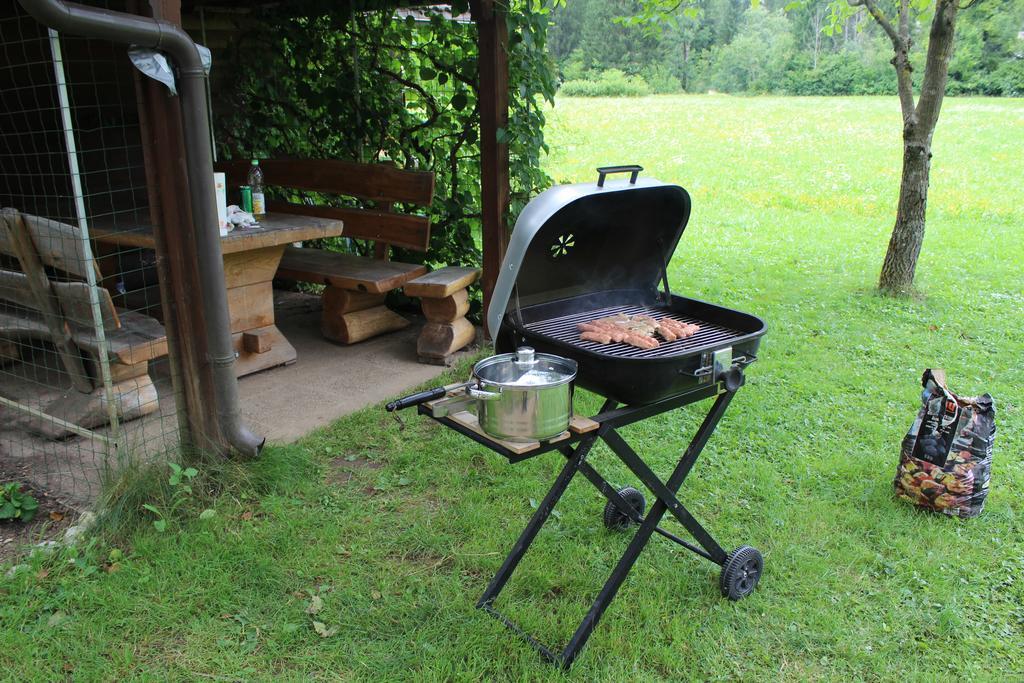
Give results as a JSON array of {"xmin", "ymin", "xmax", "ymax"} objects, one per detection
[
  {"xmin": 849, "ymin": 0, "xmax": 899, "ymax": 47},
  {"xmin": 916, "ymin": 0, "xmax": 960, "ymax": 136},
  {"xmin": 852, "ymin": 0, "xmax": 915, "ymax": 126}
]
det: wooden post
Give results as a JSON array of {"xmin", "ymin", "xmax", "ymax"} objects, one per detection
[
  {"xmin": 131, "ymin": 0, "xmax": 225, "ymax": 453},
  {"xmin": 472, "ymin": 0, "xmax": 510, "ymax": 338}
]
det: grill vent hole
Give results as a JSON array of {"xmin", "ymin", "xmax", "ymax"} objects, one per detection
[{"xmin": 550, "ymin": 233, "xmax": 575, "ymax": 259}]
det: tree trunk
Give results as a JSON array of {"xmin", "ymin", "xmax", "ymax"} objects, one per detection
[
  {"xmin": 879, "ymin": 136, "xmax": 931, "ymax": 292},
  {"xmin": 873, "ymin": 0, "xmax": 959, "ymax": 293}
]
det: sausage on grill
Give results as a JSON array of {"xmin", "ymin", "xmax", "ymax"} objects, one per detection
[{"xmin": 580, "ymin": 330, "xmax": 613, "ymax": 344}]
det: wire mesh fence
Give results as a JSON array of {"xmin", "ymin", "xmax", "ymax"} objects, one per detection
[{"xmin": 0, "ymin": 0, "xmax": 180, "ymax": 514}]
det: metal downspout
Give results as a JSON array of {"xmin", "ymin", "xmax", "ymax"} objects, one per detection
[{"xmin": 17, "ymin": 0, "xmax": 264, "ymax": 457}]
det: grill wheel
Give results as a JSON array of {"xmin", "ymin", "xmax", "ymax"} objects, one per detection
[
  {"xmin": 602, "ymin": 486, "xmax": 647, "ymax": 530},
  {"xmin": 719, "ymin": 545, "xmax": 764, "ymax": 600}
]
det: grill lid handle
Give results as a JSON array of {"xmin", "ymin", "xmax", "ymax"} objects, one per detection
[{"xmin": 596, "ymin": 165, "xmax": 643, "ymax": 187}]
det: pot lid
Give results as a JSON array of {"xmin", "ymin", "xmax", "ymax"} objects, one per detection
[
  {"xmin": 486, "ymin": 166, "xmax": 692, "ymax": 339},
  {"xmin": 474, "ymin": 347, "xmax": 577, "ymax": 388}
]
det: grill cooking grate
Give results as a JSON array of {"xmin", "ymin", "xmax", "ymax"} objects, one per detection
[{"xmin": 523, "ymin": 304, "xmax": 744, "ymax": 360}]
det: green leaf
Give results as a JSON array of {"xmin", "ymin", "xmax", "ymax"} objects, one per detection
[
  {"xmin": 420, "ymin": 67, "xmax": 437, "ymax": 81},
  {"xmin": 199, "ymin": 509, "xmax": 216, "ymax": 521},
  {"xmin": 183, "ymin": 467, "xmax": 198, "ymax": 479},
  {"xmin": 451, "ymin": 91, "xmax": 468, "ymax": 111},
  {"xmin": 153, "ymin": 519, "xmax": 167, "ymax": 533}
]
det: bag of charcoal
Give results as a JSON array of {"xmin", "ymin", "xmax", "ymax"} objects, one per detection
[{"xmin": 894, "ymin": 369, "xmax": 996, "ymax": 518}]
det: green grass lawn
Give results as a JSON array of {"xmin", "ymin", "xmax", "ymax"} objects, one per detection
[{"xmin": 2, "ymin": 95, "xmax": 1022, "ymax": 680}]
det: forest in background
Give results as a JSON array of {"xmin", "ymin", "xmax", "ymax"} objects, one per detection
[{"xmin": 548, "ymin": 0, "xmax": 1024, "ymax": 96}]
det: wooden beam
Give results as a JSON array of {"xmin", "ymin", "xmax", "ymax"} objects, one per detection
[
  {"xmin": 472, "ymin": 0, "xmax": 511, "ymax": 338},
  {"xmin": 131, "ymin": 0, "xmax": 224, "ymax": 452}
]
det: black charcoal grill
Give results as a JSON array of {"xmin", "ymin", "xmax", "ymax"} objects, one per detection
[{"xmin": 390, "ymin": 165, "xmax": 767, "ymax": 669}]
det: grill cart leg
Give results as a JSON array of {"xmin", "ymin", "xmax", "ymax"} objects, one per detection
[
  {"xmin": 474, "ymin": 388, "xmax": 760, "ymax": 669},
  {"xmin": 559, "ymin": 390, "xmax": 742, "ymax": 668},
  {"xmin": 477, "ymin": 434, "xmax": 600, "ymax": 611}
]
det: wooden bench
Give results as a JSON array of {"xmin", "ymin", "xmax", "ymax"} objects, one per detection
[
  {"xmin": 0, "ymin": 209, "xmax": 168, "ymax": 438},
  {"xmin": 406, "ymin": 266, "xmax": 480, "ymax": 364},
  {"xmin": 216, "ymin": 159, "xmax": 435, "ymax": 344}
]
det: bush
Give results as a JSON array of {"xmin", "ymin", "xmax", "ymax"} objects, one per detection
[
  {"xmin": 707, "ymin": 6, "xmax": 794, "ymax": 94},
  {"xmin": 560, "ymin": 49, "xmax": 593, "ymax": 82},
  {"xmin": 991, "ymin": 59, "xmax": 1024, "ymax": 96},
  {"xmin": 559, "ymin": 69, "xmax": 650, "ymax": 97},
  {"xmin": 641, "ymin": 64, "xmax": 682, "ymax": 94},
  {"xmin": 788, "ymin": 52, "xmax": 897, "ymax": 96}
]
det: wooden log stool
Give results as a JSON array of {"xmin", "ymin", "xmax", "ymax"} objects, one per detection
[{"xmin": 405, "ymin": 266, "xmax": 480, "ymax": 365}]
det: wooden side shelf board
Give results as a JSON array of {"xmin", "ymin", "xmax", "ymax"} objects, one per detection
[
  {"xmin": 448, "ymin": 411, "xmax": 571, "ymax": 455},
  {"xmin": 569, "ymin": 415, "xmax": 600, "ymax": 434}
]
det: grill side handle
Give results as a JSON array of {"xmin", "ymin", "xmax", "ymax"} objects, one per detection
[
  {"xmin": 596, "ymin": 165, "xmax": 643, "ymax": 187},
  {"xmin": 385, "ymin": 387, "xmax": 448, "ymax": 412},
  {"xmin": 685, "ymin": 348, "xmax": 755, "ymax": 391},
  {"xmin": 386, "ymin": 380, "xmax": 477, "ymax": 413}
]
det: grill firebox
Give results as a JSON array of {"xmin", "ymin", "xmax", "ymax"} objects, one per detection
[
  {"xmin": 497, "ymin": 291, "xmax": 765, "ymax": 405},
  {"xmin": 523, "ymin": 303, "xmax": 745, "ymax": 360}
]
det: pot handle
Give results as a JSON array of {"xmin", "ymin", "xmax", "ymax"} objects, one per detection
[
  {"xmin": 596, "ymin": 164, "xmax": 643, "ymax": 187},
  {"xmin": 467, "ymin": 385, "xmax": 502, "ymax": 401},
  {"xmin": 385, "ymin": 386, "xmax": 448, "ymax": 412}
]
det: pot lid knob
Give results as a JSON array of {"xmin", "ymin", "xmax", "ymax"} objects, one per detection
[{"xmin": 515, "ymin": 346, "xmax": 536, "ymax": 365}]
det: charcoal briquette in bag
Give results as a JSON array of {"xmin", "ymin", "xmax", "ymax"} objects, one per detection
[{"xmin": 894, "ymin": 370, "xmax": 996, "ymax": 518}]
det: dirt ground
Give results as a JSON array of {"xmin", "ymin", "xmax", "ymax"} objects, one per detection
[{"xmin": 0, "ymin": 460, "xmax": 75, "ymax": 565}]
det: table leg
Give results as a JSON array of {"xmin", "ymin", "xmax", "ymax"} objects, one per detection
[{"xmin": 222, "ymin": 245, "xmax": 296, "ymax": 377}]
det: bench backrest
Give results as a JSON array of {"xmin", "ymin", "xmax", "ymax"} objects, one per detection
[
  {"xmin": 216, "ymin": 159, "xmax": 435, "ymax": 258},
  {"xmin": 0, "ymin": 208, "xmax": 119, "ymax": 331}
]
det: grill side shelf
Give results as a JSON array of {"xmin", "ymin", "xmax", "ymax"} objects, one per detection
[
  {"xmin": 448, "ymin": 411, "xmax": 571, "ymax": 455},
  {"xmin": 418, "ymin": 404, "xmax": 599, "ymax": 463}
]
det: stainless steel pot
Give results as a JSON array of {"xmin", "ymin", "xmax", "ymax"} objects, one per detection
[
  {"xmin": 469, "ymin": 347, "xmax": 577, "ymax": 442},
  {"xmin": 385, "ymin": 347, "xmax": 577, "ymax": 442}
]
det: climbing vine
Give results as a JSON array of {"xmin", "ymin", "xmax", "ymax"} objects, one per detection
[{"xmin": 214, "ymin": 1, "xmax": 557, "ymax": 296}]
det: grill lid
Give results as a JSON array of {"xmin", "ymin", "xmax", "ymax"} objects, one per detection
[{"xmin": 486, "ymin": 166, "xmax": 692, "ymax": 339}]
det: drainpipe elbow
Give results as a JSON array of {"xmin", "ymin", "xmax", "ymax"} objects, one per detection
[{"xmin": 227, "ymin": 423, "xmax": 265, "ymax": 459}]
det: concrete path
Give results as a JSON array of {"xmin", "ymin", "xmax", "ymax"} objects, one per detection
[{"xmin": 239, "ymin": 292, "xmax": 478, "ymax": 443}]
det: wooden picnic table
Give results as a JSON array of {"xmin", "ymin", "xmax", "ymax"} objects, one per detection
[{"xmin": 91, "ymin": 212, "xmax": 344, "ymax": 377}]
